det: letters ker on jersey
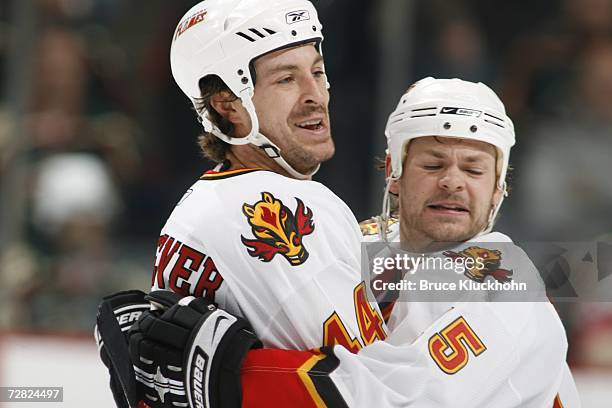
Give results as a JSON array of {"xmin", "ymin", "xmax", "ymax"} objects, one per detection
[
  {"xmin": 152, "ymin": 234, "xmax": 223, "ymax": 300},
  {"xmin": 241, "ymin": 192, "xmax": 314, "ymax": 266}
]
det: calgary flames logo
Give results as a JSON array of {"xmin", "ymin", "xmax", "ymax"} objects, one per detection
[
  {"xmin": 241, "ymin": 192, "xmax": 315, "ymax": 266},
  {"xmin": 443, "ymin": 246, "xmax": 513, "ymax": 283}
]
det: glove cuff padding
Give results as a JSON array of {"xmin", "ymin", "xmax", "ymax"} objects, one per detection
[
  {"xmin": 96, "ymin": 290, "xmax": 149, "ymax": 408},
  {"xmin": 128, "ymin": 293, "xmax": 262, "ymax": 408},
  {"xmin": 100, "ymin": 289, "xmax": 148, "ymax": 310},
  {"xmin": 144, "ymin": 290, "xmax": 184, "ymax": 310},
  {"xmin": 216, "ymin": 326, "xmax": 262, "ymax": 408},
  {"xmin": 184, "ymin": 303, "xmax": 262, "ymax": 408}
]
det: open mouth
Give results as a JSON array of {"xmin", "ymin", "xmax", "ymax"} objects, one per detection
[{"xmin": 296, "ymin": 118, "xmax": 324, "ymax": 131}]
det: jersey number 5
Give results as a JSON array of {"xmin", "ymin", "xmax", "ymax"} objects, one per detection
[{"xmin": 428, "ymin": 316, "xmax": 486, "ymax": 374}]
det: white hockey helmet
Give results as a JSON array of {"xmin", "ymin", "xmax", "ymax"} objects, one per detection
[
  {"xmin": 170, "ymin": 0, "xmax": 325, "ymax": 178},
  {"xmin": 385, "ymin": 77, "xmax": 515, "ymax": 188},
  {"xmin": 380, "ymin": 77, "xmax": 516, "ymax": 238}
]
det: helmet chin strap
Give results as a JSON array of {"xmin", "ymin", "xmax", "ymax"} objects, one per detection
[
  {"xmin": 197, "ymin": 90, "xmax": 319, "ymax": 180},
  {"xmin": 377, "ymin": 175, "xmax": 396, "ymax": 243},
  {"xmin": 476, "ymin": 182, "xmax": 507, "ymax": 237},
  {"xmin": 251, "ymin": 135, "xmax": 321, "ymax": 179}
]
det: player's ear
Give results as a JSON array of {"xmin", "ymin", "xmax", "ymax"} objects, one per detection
[
  {"xmin": 385, "ymin": 155, "xmax": 400, "ymax": 195},
  {"xmin": 210, "ymin": 92, "xmax": 248, "ymax": 127},
  {"xmin": 491, "ymin": 186, "xmax": 503, "ymax": 208}
]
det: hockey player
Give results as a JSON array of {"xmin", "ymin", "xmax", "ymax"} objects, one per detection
[
  {"xmin": 122, "ymin": 78, "xmax": 581, "ymax": 407},
  {"xmin": 94, "ymin": 1, "xmax": 387, "ymax": 407}
]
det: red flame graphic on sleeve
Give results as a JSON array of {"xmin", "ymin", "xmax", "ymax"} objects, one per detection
[
  {"xmin": 443, "ymin": 247, "xmax": 513, "ymax": 283},
  {"xmin": 295, "ymin": 198, "xmax": 314, "ymax": 236},
  {"xmin": 241, "ymin": 236, "xmax": 288, "ymax": 262}
]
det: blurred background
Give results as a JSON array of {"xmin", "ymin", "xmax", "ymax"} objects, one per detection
[{"xmin": 0, "ymin": 0, "xmax": 611, "ymax": 406}]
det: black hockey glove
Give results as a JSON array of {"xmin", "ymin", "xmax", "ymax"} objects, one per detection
[
  {"xmin": 95, "ymin": 289, "xmax": 150, "ymax": 408},
  {"xmin": 128, "ymin": 291, "xmax": 262, "ymax": 408}
]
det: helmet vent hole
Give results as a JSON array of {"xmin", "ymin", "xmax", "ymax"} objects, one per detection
[
  {"xmin": 248, "ymin": 28, "xmax": 266, "ymax": 38},
  {"xmin": 241, "ymin": 77, "xmax": 249, "ymax": 84},
  {"xmin": 470, "ymin": 125, "xmax": 478, "ymax": 132},
  {"xmin": 237, "ymin": 69, "xmax": 244, "ymax": 76},
  {"xmin": 409, "ymin": 106, "xmax": 437, "ymax": 118},
  {"xmin": 312, "ymin": 25, "xmax": 317, "ymax": 31},
  {"xmin": 484, "ymin": 118, "xmax": 505, "ymax": 128},
  {"xmin": 443, "ymin": 122, "xmax": 451, "ymax": 130},
  {"xmin": 236, "ymin": 31, "xmax": 256, "ymax": 42},
  {"xmin": 291, "ymin": 30, "xmax": 297, "ymax": 36},
  {"xmin": 484, "ymin": 112, "xmax": 503, "ymax": 121},
  {"xmin": 236, "ymin": 27, "xmax": 277, "ymax": 43},
  {"xmin": 484, "ymin": 112, "xmax": 506, "ymax": 128}
]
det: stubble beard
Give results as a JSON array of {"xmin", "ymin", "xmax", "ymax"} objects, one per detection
[
  {"xmin": 401, "ymin": 205, "xmax": 489, "ymax": 248},
  {"xmin": 283, "ymin": 137, "xmax": 335, "ymax": 173},
  {"xmin": 284, "ymin": 105, "xmax": 334, "ymax": 174}
]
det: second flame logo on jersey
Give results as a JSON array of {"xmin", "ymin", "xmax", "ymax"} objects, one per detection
[
  {"xmin": 443, "ymin": 246, "xmax": 513, "ymax": 283},
  {"xmin": 241, "ymin": 192, "xmax": 314, "ymax": 266}
]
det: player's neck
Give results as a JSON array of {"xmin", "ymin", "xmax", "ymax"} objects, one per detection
[
  {"xmin": 400, "ymin": 229, "xmax": 456, "ymax": 253},
  {"xmin": 225, "ymin": 146, "xmax": 309, "ymax": 179}
]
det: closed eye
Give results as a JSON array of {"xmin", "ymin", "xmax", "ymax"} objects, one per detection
[
  {"xmin": 277, "ymin": 76, "xmax": 294, "ymax": 84},
  {"xmin": 423, "ymin": 165, "xmax": 442, "ymax": 170}
]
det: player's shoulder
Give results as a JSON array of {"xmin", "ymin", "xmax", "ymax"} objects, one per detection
[
  {"xmin": 161, "ymin": 169, "xmax": 281, "ymax": 233},
  {"xmin": 198, "ymin": 168, "xmax": 342, "ymax": 198},
  {"xmin": 164, "ymin": 168, "xmax": 357, "ymax": 238},
  {"xmin": 359, "ymin": 216, "xmax": 399, "ymax": 242},
  {"xmin": 198, "ymin": 167, "xmax": 295, "ymax": 189},
  {"xmin": 470, "ymin": 230, "xmax": 513, "ymax": 243},
  {"xmin": 184, "ymin": 168, "xmax": 334, "ymax": 206}
]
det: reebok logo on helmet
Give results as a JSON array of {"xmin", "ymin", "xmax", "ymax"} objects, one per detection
[{"xmin": 286, "ymin": 10, "xmax": 310, "ymax": 24}]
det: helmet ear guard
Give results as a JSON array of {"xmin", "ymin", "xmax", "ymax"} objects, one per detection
[
  {"xmin": 170, "ymin": 0, "xmax": 326, "ymax": 179},
  {"xmin": 380, "ymin": 77, "xmax": 516, "ymax": 240}
]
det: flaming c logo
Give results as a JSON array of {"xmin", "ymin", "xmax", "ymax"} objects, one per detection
[
  {"xmin": 241, "ymin": 192, "xmax": 315, "ymax": 266},
  {"xmin": 443, "ymin": 246, "xmax": 513, "ymax": 283}
]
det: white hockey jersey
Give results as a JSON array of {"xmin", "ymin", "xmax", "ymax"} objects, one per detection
[
  {"xmin": 363, "ymin": 228, "xmax": 580, "ymax": 407},
  {"xmin": 151, "ymin": 168, "xmax": 387, "ymax": 351},
  {"xmin": 372, "ymin": 223, "xmax": 579, "ymax": 407},
  {"xmin": 240, "ymin": 225, "xmax": 581, "ymax": 407}
]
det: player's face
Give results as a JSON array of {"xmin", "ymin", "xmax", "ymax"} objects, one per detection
[
  {"xmin": 251, "ymin": 44, "xmax": 334, "ymax": 174},
  {"xmin": 397, "ymin": 136, "xmax": 502, "ymax": 246}
]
